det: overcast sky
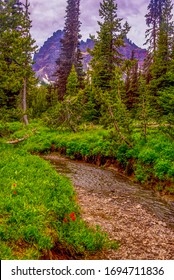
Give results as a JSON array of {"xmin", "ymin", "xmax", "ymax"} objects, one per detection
[{"xmin": 20, "ymin": 0, "xmax": 172, "ymax": 49}]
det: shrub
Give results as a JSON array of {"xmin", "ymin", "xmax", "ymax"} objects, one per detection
[
  {"xmin": 138, "ymin": 148, "xmax": 158, "ymax": 165},
  {"xmin": 154, "ymin": 160, "xmax": 173, "ymax": 180}
]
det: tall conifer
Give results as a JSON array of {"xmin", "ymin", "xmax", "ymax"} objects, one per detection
[
  {"xmin": 143, "ymin": 0, "xmax": 174, "ymax": 124},
  {"xmin": 125, "ymin": 51, "xmax": 139, "ymax": 112},
  {"xmin": 145, "ymin": 0, "xmax": 166, "ymax": 53},
  {"xmin": 89, "ymin": 0, "xmax": 132, "ymax": 145},
  {"xmin": 55, "ymin": 0, "xmax": 82, "ymax": 100},
  {"xmin": 0, "ymin": 0, "xmax": 37, "ymax": 123},
  {"xmin": 89, "ymin": 0, "xmax": 130, "ymax": 92},
  {"xmin": 144, "ymin": 0, "xmax": 166, "ymax": 79}
]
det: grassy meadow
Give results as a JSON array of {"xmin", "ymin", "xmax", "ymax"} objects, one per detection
[{"xmin": 0, "ymin": 120, "xmax": 173, "ymax": 259}]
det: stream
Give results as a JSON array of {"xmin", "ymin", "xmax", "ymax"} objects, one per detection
[{"xmin": 43, "ymin": 154, "xmax": 174, "ymax": 230}]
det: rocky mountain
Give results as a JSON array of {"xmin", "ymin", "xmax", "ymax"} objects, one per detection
[{"xmin": 33, "ymin": 30, "xmax": 147, "ymax": 82}]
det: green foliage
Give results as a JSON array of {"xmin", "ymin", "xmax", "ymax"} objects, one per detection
[
  {"xmin": 43, "ymin": 89, "xmax": 85, "ymax": 132},
  {"xmin": 134, "ymin": 163, "xmax": 152, "ymax": 183},
  {"xmin": 134, "ymin": 132, "xmax": 174, "ymax": 183},
  {"xmin": 29, "ymin": 86, "xmax": 49, "ymax": 118},
  {"xmin": 98, "ymin": 67, "xmax": 133, "ymax": 146},
  {"xmin": 89, "ymin": 0, "xmax": 130, "ymax": 92},
  {"xmin": 136, "ymin": 76, "xmax": 152, "ymax": 140},
  {"xmin": 66, "ymin": 65, "xmax": 79, "ymax": 96},
  {"xmin": 0, "ymin": 121, "xmax": 24, "ymax": 137},
  {"xmin": 1, "ymin": 118, "xmax": 174, "ymax": 260},
  {"xmin": 0, "ymin": 143, "xmax": 114, "ymax": 259},
  {"xmin": 138, "ymin": 148, "xmax": 158, "ymax": 165},
  {"xmin": 58, "ymin": 220, "xmax": 116, "ymax": 253},
  {"xmin": 154, "ymin": 160, "xmax": 173, "ymax": 179},
  {"xmin": 0, "ymin": 0, "xmax": 37, "ymax": 123},
  {"xmin": 158, "ymin": 85, "xmax": 174, "ymax": 124},
  {"xmin": 124, "ymin": 55, "xmax": 139, "ymax": 113},
  {"xmin": 145, "ymin": 0, "xmax": 174, "ymax": 122},
  {"xmin": 115, "ymin": 144, "xmax": 130, "ymax": 164},
  {"xmin": 7, "ymin": 122, "xmax": 172, "ymax": 188},
  {"xmin": 54, "ymin": 0, "xmax": 82, "ymax": 99}
]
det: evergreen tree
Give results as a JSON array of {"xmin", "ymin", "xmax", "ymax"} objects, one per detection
[
  {"xmin": 144, "ymin": 0, "xmax": 174, "ymax": 122},
  {"xmin": 89, "ymin": 0, "xmax": 130, "ymax": 92},
  {"xmin": 136, "ymin": 76, "xmax": 151, "ymax": 140},
  {"xmin": 54, "ymin": 0, "xmax": 83, "ymax": 100},
  {"xmin": 66, "ymin": 64, "xmax": 79, "ymax": 96},
  {"xmin": 0, "ymin": 0, "xmax": 37, "ymax": 124},
  {"xmin": 0, "ymin": 0, "xmax": 24, "ymax": 108},
  {"xmin": 21, "ymin": 0, "xmax": 37, "ymax": 125},
  {"xmin": 124, "ymin": 51, "xmax": 139, "ymax": 112},
  {"xmin": 100, "ymin": 67, "xmax": 133, "ymax": 146},
  {"xmin": 144, "ymin": 0, "xmax": 166, "ymax": 78},
  {"xmin": 62, "ymin": 65, "xmax": 83, "ymax": 131},
  {"xmin": 157, "ymin": 77, "xmax": 174, "ymax": 125},
  {"xmin": 156, "ymin": 31, "xmax": 174, "ymax": 125},
  {"xmin": 88, "ymin": 0, "xmax": 132, "ymax": 144},
  {"xmin": 145, "ymin": 0, "xmax": 166, "ymax": 53},
  {"xmin": 150, "ymin": 1, "xmax": 173, "ymax": 71},
  {"xmin": 82, "ymin": 81, "xmax": 99, "ymax": 123}
]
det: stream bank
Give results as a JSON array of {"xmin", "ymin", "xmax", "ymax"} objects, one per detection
[{"xmin": 43, "ymin": 154, "xmax": 174, "ymax": 260}]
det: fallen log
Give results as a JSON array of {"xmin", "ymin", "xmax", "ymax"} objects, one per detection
[
  {"xmin": 6, "ymin": 135, "xmax": 29, "ymax": 144},
  {"xmin": 6, "ymin": 128, "xmax": 37, "ymax": 144}
]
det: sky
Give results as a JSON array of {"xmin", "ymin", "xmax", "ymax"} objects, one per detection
[{"xmin": 19, "ymin": 0, "xmax": 170, "ymax": 49}]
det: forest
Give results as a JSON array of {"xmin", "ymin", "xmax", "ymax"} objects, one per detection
[{"xmin": 0, "ymin": 0, "xmax": 174, "ymax": 260}]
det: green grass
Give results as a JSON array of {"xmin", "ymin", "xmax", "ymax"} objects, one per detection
[
  {"xmin": 0, "ymin": 140, "xmax": 117, "ymax": 260},
  {"xmin": 3, "ymin": 120, "xmax": 174, "ymax": 189},
  {"xmin": 1, "ymin": 120, "xmax": 174, "ymax": 258}
]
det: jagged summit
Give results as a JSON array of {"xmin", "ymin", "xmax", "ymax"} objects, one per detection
[{"xmin": 32, "ymin": 30, "xmax": 147, "ymax": 82}]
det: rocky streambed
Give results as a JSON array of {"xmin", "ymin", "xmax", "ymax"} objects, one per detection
[{"xmin": 43, "ymin": 154, "xmax": 174, "ymax": 260}]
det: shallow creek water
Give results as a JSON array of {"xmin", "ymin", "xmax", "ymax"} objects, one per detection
[{"xmin": 43, "ymin": 154, "xmax": 174, "ymax": 230}]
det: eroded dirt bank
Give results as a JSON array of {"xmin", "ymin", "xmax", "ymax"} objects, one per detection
[{"xmin": 43, "ymin": 154, "xmax": 174, "ymax": 260}]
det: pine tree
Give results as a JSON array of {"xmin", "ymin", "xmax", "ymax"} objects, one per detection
[
  {"xmin": 144, "ymin": 0, "xmax": 174, "ymax": 122},
  {"xmin": 0, "ymin": 0, "xmax": 24, "ymax": 108},
  {"xmin": 21, "ymin": 0, "xmax": 37, "ymax": 125},
  {"xmin": 157, "ymin": 28, "xmax": 174, "ymax": 125},
  {"xmin": 136, "ymin": 76, "xmax": 151, "ymax": 140},
  {"xmin": 0, "ymin": 0, "xmax": 37, "ymax": 124},
  {"xmin": 157, "ymin": 80, "xmax": 174, "ymax": 126},
  {"xmin": 66, "ymin": 64, "xmax": 79, "ymax": 96},
  {"xmin": 88, "ymin": 0, "xmax": 132, "ymax": 144},
  {"xmin": 89, "ymin": 0, "xmax": 130, "ymax": 92},
  {"xmin": 145, "ymin": 0, "xmax": 166, "ymax": 53},
  {"xmin": 54, "ymin": 0, "xmax": 83, "ymax": 100},
  {"xmin": 144, "ymin": 0, "xmax": 166, "ymax": 78},
  {"xmin": 99, "ymin": 66, "xmax": 133, "ymax": 146},
  {"xmin": 124, "ymin": 51, "xmax": 139, "ymax": 113}
]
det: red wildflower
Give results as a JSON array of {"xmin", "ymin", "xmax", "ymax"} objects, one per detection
[
  {"xmin": 13, "ymin": 183, "xmax": 17, "ymax": 187},
  {"xmin": 70, "ymin": 212, "xmax": 76, "ymax": 221},
  {"xmin": 69, "ymin": 212, "xmax": 75, "ymax": 218},
  {"xmin": 63, "ymin": 218, "xmax": 68, "ymax": 223},
  {"xmin": 13, "ymin": 191, "xmax": 17, "ymax": 195}
]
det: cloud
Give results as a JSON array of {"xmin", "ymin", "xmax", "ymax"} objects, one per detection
[
  {"xmin": 26, "ymin": 0, "xmax": 149, "ymax": 48},
  {"xmin": 27, "ymin": 0, "xmax": 66, "ymax": 46}
]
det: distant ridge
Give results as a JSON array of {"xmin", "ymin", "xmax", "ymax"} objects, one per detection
[{"xmin": 33, "ymin": 30, "xmax": 147, "ymax": 82}]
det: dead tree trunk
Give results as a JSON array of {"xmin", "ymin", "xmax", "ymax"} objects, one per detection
[{"xmin": 22, "ymin": 76, "xmax": 29, "ymax": 126}]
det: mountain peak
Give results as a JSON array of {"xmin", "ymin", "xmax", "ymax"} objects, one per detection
[{"xmin": 33, "ymin": 30, "xmax": 147, "ymax": 81}]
